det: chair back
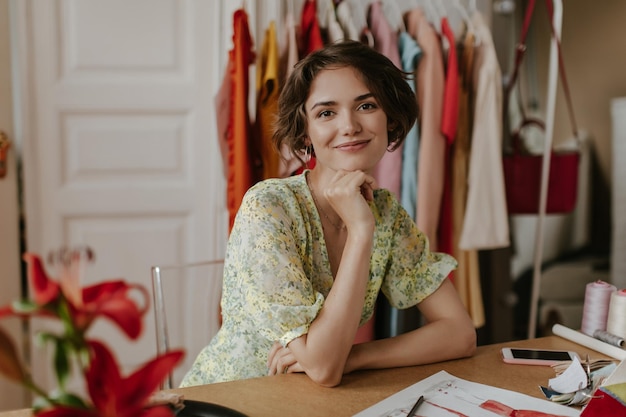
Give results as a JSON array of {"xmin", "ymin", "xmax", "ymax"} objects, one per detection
[{"xmin": 151, "ymin": 259, "xmax": 224, "ymax": 389}]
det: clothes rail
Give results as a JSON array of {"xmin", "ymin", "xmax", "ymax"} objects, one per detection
[{"xmin": 528, "ymin": 0, "xmax": 563, "ymax": 339}]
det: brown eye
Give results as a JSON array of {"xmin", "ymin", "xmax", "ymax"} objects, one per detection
[{"xmin": 358, "ymin": 102, "xmax": 377, "ymax": 111}]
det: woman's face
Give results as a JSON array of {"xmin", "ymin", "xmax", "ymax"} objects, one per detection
[{"xmin": 304, "ymin": 66, "xmax": 390, "ymax": 175}]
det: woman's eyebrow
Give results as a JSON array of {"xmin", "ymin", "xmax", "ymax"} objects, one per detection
[
  {"xmin": 355, "ymin": 93, "xmax": 374, "ymax": 101},
  {"xmin": 309, "ymin": 93, "xmax": 375, "ymax": 111},
  {"xmin": 309, "ymin": 100, "xmax": 336, "ymax": 112}
]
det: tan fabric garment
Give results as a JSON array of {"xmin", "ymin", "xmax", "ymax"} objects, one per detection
[
  {"xmin": 322, "ymin": 0, "xmax": 345, "ymax": 43},
  {"xmin": 458, "ymin": 11, "xmax": 510, "ymax": 250},
  {"xmin": 452, "ymin": 32, "xmax": 485, "ymax": 328},
  {"xmin": 405, "ymin": 7, "xmax": 446, "ymax": 251},
  {"xmin": 255, "ymin": 22, "xmax": 281, "ymax": 180},
  {"xmin": 277, "ymin": 11, "xmax": 303, "ymax": 178},
  {"xmin": 335, "ymin": 1, "xmax": 361, "ymax": 41}
]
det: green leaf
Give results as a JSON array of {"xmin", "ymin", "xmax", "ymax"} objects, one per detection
[
  {"xmin": 53, "ymin": 339, "xmax": 70, "ymax": 389},
  {"xmin": 32, "ymin": 395, "xmax": 53, "ymax": 412},
  {"xmin": 11, "ymin": 300, "xmax": 39, "ymax": 314},
  {"xmin": 51, "ymin": 391, "xmax": 90, "ymax": 409},
  {"xmin": 36, "ymin": 331, "xmax": 59, "ymax": 346}
]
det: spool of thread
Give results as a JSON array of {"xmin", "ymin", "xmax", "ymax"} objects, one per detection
[
  {"xmin": 592, "ymin": 329, "xmax": 625, "ymax": 348},
  {"xmin": 606, "ymin": 289, "xmax": 626, "ymax": 339},
  {"xmin": 580, "ymin": 280, "xmax": 617, "ymax": 336}
]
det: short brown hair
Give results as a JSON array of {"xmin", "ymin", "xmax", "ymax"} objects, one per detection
[{"xmin": 273, "ymin": 40, "xmax": 418, "ymax": 167}]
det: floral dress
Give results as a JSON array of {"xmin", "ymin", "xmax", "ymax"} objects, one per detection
[{"xmin": 180, "ymin": 171, "xmax": 456, "ymax": 386}]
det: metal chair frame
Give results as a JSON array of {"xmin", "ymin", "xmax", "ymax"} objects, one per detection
[{"xmin": 151, "ymin": 259, "xmax": 224, "ymax": 389}]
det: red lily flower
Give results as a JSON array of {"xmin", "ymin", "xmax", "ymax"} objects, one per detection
[
  {"xmin": 7, "ymin": 253, "xmax": 149, "ymax": 340},
  {"xmin": 35, "ymin": 340, "xmax": 183, "ymax": 417},
  {"xmin": 88, "ymin": 340, "xmax": 183, "ymax": 417},
  {"xmin": 70, "ymin": 280, "xmax": 149, "ymax": 340},
  {"xmin": 0, "ymin": 249, "xmax": 186, "ymax": 417},
  {"xmin": 24, "ymin": 253, "xmax": 61, "ymax": 307}
]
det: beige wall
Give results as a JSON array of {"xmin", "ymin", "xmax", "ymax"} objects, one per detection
[
  {"xmin": 0, "ymin": 0, "xmax": 29, "ymax": 411},
  {"xmin": 551, "ymin": 0, "xmax": 626, "ymax": 180},
  {"xmin": 512, "ymin": 0, "xmax": 625, "ymax": 251},
  {"xmin": 561, "ymin": 0, "xmax": 626, "ymax": 251}
]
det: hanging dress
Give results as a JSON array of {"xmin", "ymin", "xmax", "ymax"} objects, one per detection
[
  {"xmin": 451, "ymin": 31, "xmax": 485, "ymax": 328},
  {"xmin": 299, "ymin": 0, "xmax": 325, "ymax": 57},
  {"xmin": 406, "ymin": 7, "xmax": 446, "ymax": 251},
  {"xmin": 278, "ymin": 9, "xmax": 304, "ymax": 178},
  {"xmin": 368, "ymin": 1, "xmax": 404, "ymax": 200},
  {"xmin": 335, "ymin": 1, "xmax": 360, "ymax": 41},
  {"xmin": 255, "ymin": 22, "xmax": 281, "ymax": 180},
  {"xmin": 458, "ymin": 11, "xmax": 510, "ymax": 250},
  {"xmin": 226, "ymin": 9, "xmax": 257, "ymax": 232},
  {"xmin": 399, "ymin": 31, "xmax": 423, "ymax": 220},
  {"xmin": 437, "ymin": 17, "xmax": 459, "ymax": 266}
]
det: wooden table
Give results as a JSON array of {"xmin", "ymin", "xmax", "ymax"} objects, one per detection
[{"xmin": 0, "ymin": 336, "xmax": 612, "ymax": 417}]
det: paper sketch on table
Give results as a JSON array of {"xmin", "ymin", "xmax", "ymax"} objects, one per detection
[{"xmin": 353, "ymin": 371, "xmax": 580, "ymax": 417}]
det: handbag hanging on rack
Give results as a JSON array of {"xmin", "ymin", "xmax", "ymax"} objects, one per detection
[{"xmin": 502, "ymin": 0, "xmax": 581, "ymax": 215}]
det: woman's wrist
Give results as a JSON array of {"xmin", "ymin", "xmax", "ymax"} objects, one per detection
[{"xmin": 344, "ymin": 342, "xmax": 366, "ymax": 374}]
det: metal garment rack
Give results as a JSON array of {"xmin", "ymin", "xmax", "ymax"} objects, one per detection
[{"xmin": 527, "ymin": 0, "xmax": 563, "ymax": 339}]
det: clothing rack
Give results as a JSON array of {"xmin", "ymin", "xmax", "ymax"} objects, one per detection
[{"xmin": 527, "ymin": 0, "xmax": 563, "ymax": 339}]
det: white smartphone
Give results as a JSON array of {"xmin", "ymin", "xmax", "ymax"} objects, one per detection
[{"xmin": 501, "ymin": 347, "xmax": 579, "ymax": 366}]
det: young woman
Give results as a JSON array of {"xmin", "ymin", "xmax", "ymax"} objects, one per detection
[{"xmin": 181, "ymin": 40, "xmax": 476, "ymax": 388}]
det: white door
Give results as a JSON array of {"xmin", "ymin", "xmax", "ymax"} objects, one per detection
[{"xmin": 13, "ymin": 0, "xmax": 239, "ymax": 393}]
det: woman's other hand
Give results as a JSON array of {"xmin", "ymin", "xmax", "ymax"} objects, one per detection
[{"xmin": 267, "ymin": 341, "xmax": 302, "ymax": 375}]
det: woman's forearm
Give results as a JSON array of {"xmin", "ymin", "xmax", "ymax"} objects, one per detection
[
  {"xmin": 345, "ymin": 280, "xmax": 477, "ymax": 373},
  {"xmin": 345, "ymin": 316, "xmax": 476, "ymax": 373},
  {"xmin": 288, "ymin": 230, "xmax": 373, "ymax": 386}
]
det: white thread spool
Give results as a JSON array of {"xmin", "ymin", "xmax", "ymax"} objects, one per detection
[
  {"xmin": 580, "ymin": 280, "xmax": 616, "ymax": 336},
  {"xmin": 607, "ymin": 289, "xmax": 626, "ymax": 339}
]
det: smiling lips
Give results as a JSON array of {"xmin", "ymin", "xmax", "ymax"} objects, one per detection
[{"xmin": 334, "ymin": 139, "xmax": 370, "ymax": 151}]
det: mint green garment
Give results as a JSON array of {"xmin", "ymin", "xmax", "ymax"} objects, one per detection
[{"xmin": 399, "ymin": 31, "xmax": 423, "ymax": 220}]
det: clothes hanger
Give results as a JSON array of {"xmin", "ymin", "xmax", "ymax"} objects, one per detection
[
  {"xmin": 452, "ymin": 0, "xmax": 480, "ymax": 46},
  {"xmin": 433, "ymin": 0, "xmax": 449, "ymax": 19},
  {"xmin": 469, "ymin": 0, "xmax": 477, "ymax": 14},
  {"xmin": 348, "ymin": 0, "xmax": 369, "ymax": 38},
  {"xmin": 421, "ymin": 0, "xmax": 442, "ymax": 34},
  {"xmin": 382, "ymin": 0, "xmax": 407, "ymax": 33},
  {"xmin": 348, "ymin": 0, "xmax": 375, "ymax": 47}
]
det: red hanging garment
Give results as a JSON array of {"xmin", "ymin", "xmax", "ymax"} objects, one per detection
[
  {"xmin": 299, "ymin": 0, "xmax": 324, "ymax": 57},
  {"xmin": 291, "ymin": 1, "xmax": 324, "ymax": 176},
  {"xmin": 226, "ymin": 9, "xmax": 257, "ymax": 232},
  {"xmin": 437, "ymin": 17, "xmax": 459, "ymax": 266}
]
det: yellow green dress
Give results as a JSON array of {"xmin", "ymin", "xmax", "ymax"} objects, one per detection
[{"xmin": 180, "ymin": 171, "xmax": 456, "ymax": 386}]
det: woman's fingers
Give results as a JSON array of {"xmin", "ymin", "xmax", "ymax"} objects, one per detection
[
  {"xmin": 267, "ymin": 342, "xmax": 299, "ymax": 375},
  {"xmin": 359, "ymin": 176, "xmax": 377, "ymax": 201},
  {"xmin": 329, "ymin": 170, "xmax": 377, "ymax": 193},
  {"xmin": 324, "ymin": 170, "xmax": 377, "ymax": 225},
  {"xmin": 267, "ymin": 341, "xmax": 282, "ymax": 367}
]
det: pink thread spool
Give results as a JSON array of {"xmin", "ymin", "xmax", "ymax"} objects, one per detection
[{"xmin": 580, "ymin": 280, "xmax": 616, "ymax": 336}]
